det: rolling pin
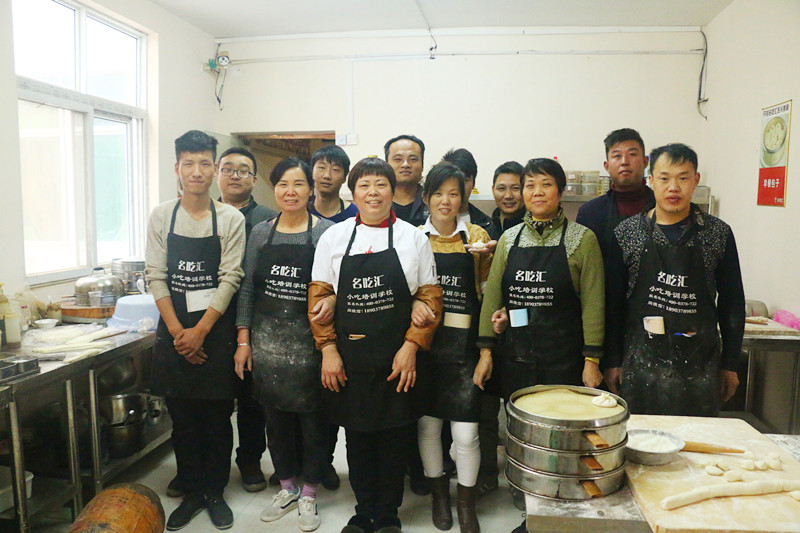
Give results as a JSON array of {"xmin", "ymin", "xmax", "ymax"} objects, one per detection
[{"xmin": 682, "ymin": 441, "xmax": 744, "ymax": 454}]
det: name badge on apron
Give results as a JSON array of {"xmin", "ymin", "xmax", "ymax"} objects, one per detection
[{"xmin": 186, "ymin": 288, "xmax": 215, "ymax": 313}]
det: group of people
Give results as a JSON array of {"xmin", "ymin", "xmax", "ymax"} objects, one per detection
[{"xmin": 145, "ymin": 127, "xmax": 746, "ymax": 533}]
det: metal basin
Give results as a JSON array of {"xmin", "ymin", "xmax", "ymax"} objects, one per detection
[{"xmin": 99, "ymin": 393, "xmax": 148, "ymax": 425}]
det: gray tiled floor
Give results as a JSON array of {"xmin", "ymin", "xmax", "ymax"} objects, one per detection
[{"xmin": 33, "ymin": 423, "xmax": 526, "ymax": 532}]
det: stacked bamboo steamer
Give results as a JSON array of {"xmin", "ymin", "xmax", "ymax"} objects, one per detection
[{"xmin": 505, "ymin": 385, "xmax": 629, "ymax": 500}]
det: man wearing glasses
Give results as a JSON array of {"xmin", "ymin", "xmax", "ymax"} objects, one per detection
[
  {"xmin": 217, "ymin": 147, "xmax": 277, "ymax": 238},
  {"xmin": 217, "ymin": 147, "xmax": 275, "ymax": 493}
]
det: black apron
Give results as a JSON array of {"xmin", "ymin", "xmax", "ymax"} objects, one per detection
[
  {"xmin": 250, "ymin": 214, "xmax": 322, "ymax": 413},
  {"xmin": 620, "ymin": 212, "xmax": 721, "ymax": 416},
  {"xmin": 152, "ymin": 200, "xmax": 236, "ymax": 400},
  {"xmin": 499, "ymin": 221, "xmax": 584, "ymax": 400},
  {"xmin": 325, "ymin": 218, "xmax": 415, "ymax": 431},
  {"xmin": 417, "ymin": 233, "xmax": 481, "ymax": 422}
]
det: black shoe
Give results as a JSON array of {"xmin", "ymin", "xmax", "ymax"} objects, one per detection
[
  {"xmin": 166, "ymin": 493, "xmax": 205, "ymax": 531},
  {"xmin": 341, "ymin": 514, "xmax": 374, "ymax": 533},
  {"xmin": 166, "ymin": 476, "xmax": 187, "ymax": 498},
  {"xmin": 511, "ymin": 518, "xmax": 527, "ymax": 533},
  {"xmin": 268, "ymin": 472, "xmax": 280, "ymax": 486},
  {"xmin": 321, "ymin": 464, "xmax": 341, "ymax": 490},
  {"xmin": 374, "ymin": 514, "xmax": 402, "ymax": 532},
  {"xmin": 408, "ymin": 473, "xmax": 430, "ymax": 496},
  {"xmin": 238, "ymin": 462, "xmax": 267, "ymax": 492},
  {"xmin": 205, "ymin": 492, "xmax": 234, "ymax": 530},
  {"xmin": 474, "ymin": 476, "xmax": 498, "ymax": 499}
]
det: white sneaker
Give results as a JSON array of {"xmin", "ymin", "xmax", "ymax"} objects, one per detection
[
  {"xmin": 297, "ymin": 496, "xmax": 321, "ymax": 532},
  {"xmin": 260, "ymin": 489, "xmax": 299, "ymax": 522}
]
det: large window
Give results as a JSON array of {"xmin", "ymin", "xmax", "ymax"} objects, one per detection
[{"xmin": 13, "ymin": 0, "xmax": 146, "ymax": 283}]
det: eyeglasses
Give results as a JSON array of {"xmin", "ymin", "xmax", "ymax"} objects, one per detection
[{"xmin": 219, "ymin": 167, "xmax": 255, "ymax": 179}]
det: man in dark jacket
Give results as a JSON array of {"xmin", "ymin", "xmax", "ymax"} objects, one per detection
[
  {"xmin": 386, "ymin": 134, "xmax": 429, "ymax": 227},
  {"xmin": 576, "ymin": 128, "xmax": 654, "ymax": 260},
  {"xmin": 604, "ymin": 143, "xmax": 744, "ymax": 415},
  {"xmin": 216, "ymin": 147, "xmax": 275, "ymax": 493},
  {"xmin": 576, "ymin": 129, "xmax": 654, "ymax": 383},
  {"xmin": 490, "ymin": 161, "xmax": 526, "ymax": 237}
]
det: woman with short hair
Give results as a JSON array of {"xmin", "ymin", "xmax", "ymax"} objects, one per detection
[
  {"xmin": 309, "ymin": 157, "xmax": 442, "ymax": 533},
  {"xmin": 478, "ymin": 158, "xmax": 605, "ymax": 400}
]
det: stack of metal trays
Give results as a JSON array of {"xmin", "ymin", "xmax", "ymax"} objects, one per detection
[{"xmin": 505, "ymin": 385, "xmax": 629, "ymax": 500}]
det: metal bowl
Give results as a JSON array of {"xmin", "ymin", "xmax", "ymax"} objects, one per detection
[{"xmin": 624, "ymin": 429, "xmax": 684, "ymax": 465}]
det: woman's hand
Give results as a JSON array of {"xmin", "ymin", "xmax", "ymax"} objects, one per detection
[
  {"xmin": 388, "ymin": 340, "xmax": 417, "ymax": 392},
  {"xmin": 234, "ymin": 344, "xmax": 252, "ymax": 380},
  {"xmin": 582, "ymin": 359, "xmax": 603, "ymax": 389},
  {"xmin": 321, "ymin": 344, "xmax": 347, "ymax": 392},
  {"xmin": 411, "ymin": 300, "xmax": 436, "ymax": 328},
  {"xmin": 491, "ymin": 307, "xmax": 509, "ymax": 334},
  {"xmin": 465, "ymin": 239, "xmax": 497, "ymax": 254},
  {"xmin": 311, "ymin": 295, "xmax": 335, "ymax": 325},
  {"xmin": 473, "ymin": 348, "xmax": 493, "ymax": 390}
]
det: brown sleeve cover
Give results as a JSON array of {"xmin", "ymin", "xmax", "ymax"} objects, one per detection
[
  {"xmin": 406, "ymin": 284, "xmax": 443, "ymax": 350},
  {"xmin": 308, "ymin": 281, "xmax": 337, "ymax": 350}
]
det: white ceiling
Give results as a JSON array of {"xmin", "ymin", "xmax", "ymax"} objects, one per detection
[{"xmin": 148, "ymin": 0, "xmax": 734, "ymax": 40}]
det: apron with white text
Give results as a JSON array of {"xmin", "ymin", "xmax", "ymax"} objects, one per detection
[
  {"xmin": 499, "ymin": 222, "xmax": 584, "ymax": 399},
  {"xmin": 621, "ymin": 213, "xmax": 721, "ymax": 415},
  {"xmin": 151, "ymin": 200, "xmax": 236, "ymax": 399},
  {"xmin": 250, "ymin": 214, "xmax": 322, "ymax": 412}
]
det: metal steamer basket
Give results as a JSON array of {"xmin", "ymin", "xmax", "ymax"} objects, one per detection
[
  {"xmin": 111, "ymin": 257, "xmax": 146, "ymax": 294},
  {"xmin": 505, "ymin": 385, "xmax": 629, "ymax": 500}
]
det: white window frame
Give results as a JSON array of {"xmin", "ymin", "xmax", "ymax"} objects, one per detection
[{"xmin": 15, "ymin": 0, "xmax": 147, "ymax": 286}]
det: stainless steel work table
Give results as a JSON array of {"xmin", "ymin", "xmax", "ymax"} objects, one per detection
[
  {"xmin": 523, "ymin": 433, "xmax": 800, "ymax": 532},
  {"xmin": 741, "ymin": 333, "xmax": 800, "ymax": 432},
  {"xmin": 0, "ymin": 331, "xmax": 158, "ymax": 532}
]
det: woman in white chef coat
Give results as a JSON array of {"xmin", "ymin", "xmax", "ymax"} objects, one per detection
[{"xmin": 308, "ymin": 157, "xmax": 442, "ymax": 533}]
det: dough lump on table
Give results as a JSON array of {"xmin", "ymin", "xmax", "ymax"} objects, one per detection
[
  {"xmin": 739, "ymin": 459, "xmax": 755, "ymax": 471},
  {"xmin": 755, "ymin": 460, "xmax": 769, "ymax": 471},
  {"xmin": 591, "ymin": 392, "xmax": 618, "ymax": 408},
  {"xmin": 705, "ymin": 465, "xmax": 724, "ymax": 476},
  {"xmin": 723, "ymin": 469, "xmax": 743, "ymax": 482},
  {"xmin": 661, "ymin": 479, "xmax": 800, "ymax": 510},
  {"xmin": 790, "ymin": 491, "xmax": 800, "ymax": 502},
  {"xmin": 767, "ymin": 458, "xmax": 783, "ymax": 470}
]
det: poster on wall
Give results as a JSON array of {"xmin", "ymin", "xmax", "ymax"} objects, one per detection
[{"xmin": 757, "ymin": 100, "xmax": 791, "ymax": 207}]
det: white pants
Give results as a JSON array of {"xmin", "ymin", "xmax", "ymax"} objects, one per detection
[{"xmin": 418, "ymin": 415, "xmax": 480, "ymax": 487}]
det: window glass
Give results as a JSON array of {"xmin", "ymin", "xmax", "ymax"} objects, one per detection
[
  {"xmin": 18, "ymin": 99, "xmax": 88, "ymax": 275},
  {"xmin": 86, "ymin": 17, "xmax": 138, "ymax": 105},
  {"xmin": 12, "ymin": 0, "xmax": 76, "ymax": 90},
  {"xmin": 94, "ymin": 117, "xmax": 130, "ymax": 263}
]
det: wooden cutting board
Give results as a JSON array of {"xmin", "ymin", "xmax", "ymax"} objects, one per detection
[{"xmin": 626, "ymin": 415, "xmax": 800, "ymax": 533}]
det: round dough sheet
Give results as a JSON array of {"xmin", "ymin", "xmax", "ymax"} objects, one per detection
[{"xmin": 514, "ymin": 388, "xmax": 625, "ymax": 420}]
